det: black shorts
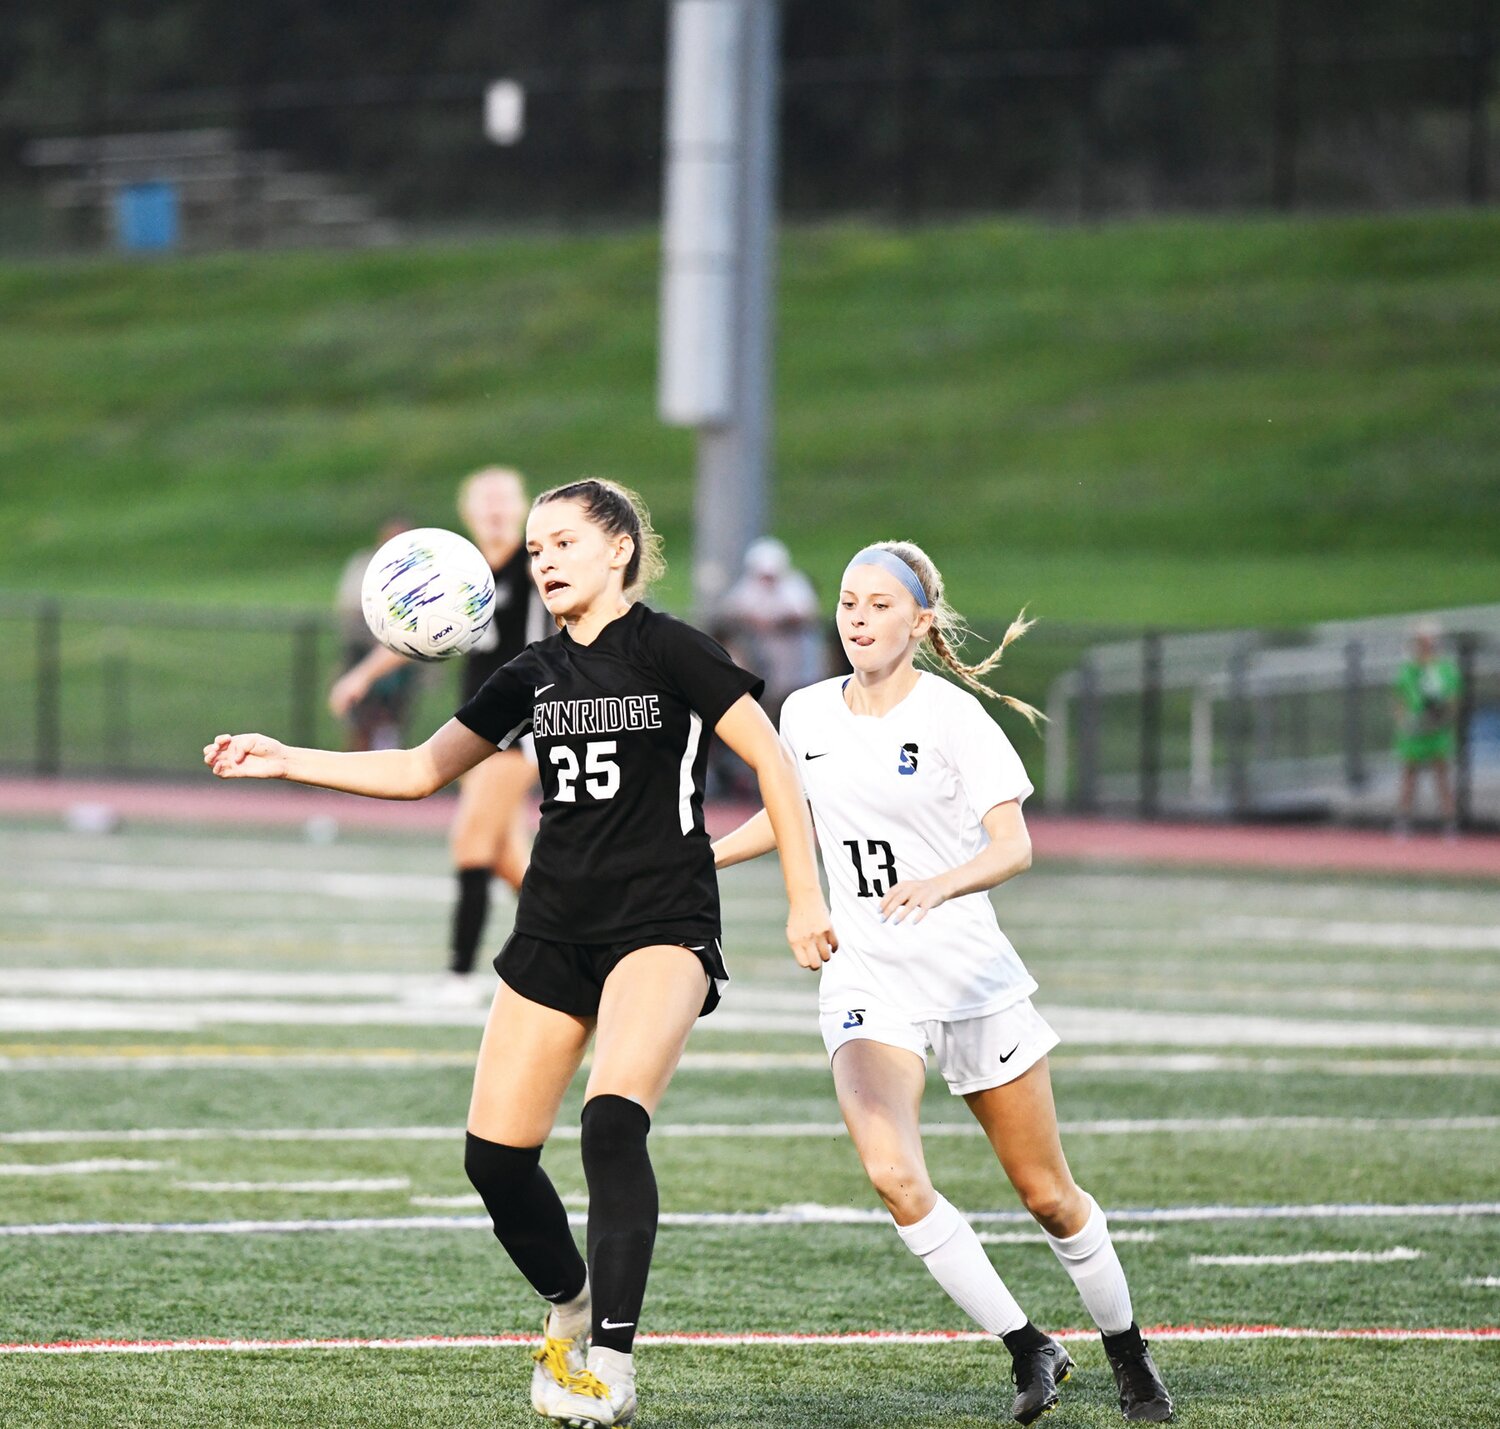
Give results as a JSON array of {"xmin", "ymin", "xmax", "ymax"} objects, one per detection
[{"xmin": 495, "ymin": 929, "xmax": 727, "ymax": 1019}]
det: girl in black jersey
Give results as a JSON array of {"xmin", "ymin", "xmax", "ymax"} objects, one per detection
[
  {"xmin": 330, "ymin": 468, "xmax": 547, "ymax": 998},
  {"xmin": 208, "ymin": 479, "xmax": 834, "ymax": 1428}
]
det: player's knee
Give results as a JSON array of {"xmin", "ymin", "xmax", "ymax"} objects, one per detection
[
  {"xmin": 463, "ymin": 1131, "xmax": 541, "ymax": 1211},
  {"xmin": 866, "ymin": 1158, "xmax": 932, "ymax": 1219},
  {"xmin": 1017, "ymin": 1174, "xmax": 1077, "ymax": 1233},
  {"xmin": 579, "ymin": 1094, "xmax": 651, "ymax": 1174}
]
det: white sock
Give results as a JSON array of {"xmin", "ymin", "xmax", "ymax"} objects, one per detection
[
  {"xmin": 546, "ymin": 1277, "xmax": 590, "ymax": 1340},
  {"xmin": 1044, "ymin": 1194, "xmax": 1133, "ymax": 1335},
  {"xmin": 895, "ymin": 1194, "xmax": 1028, "ymax": 1337},
  {"xmin": 588, "ymin": 1344, "xmax": 634, "ymax": 1386}
]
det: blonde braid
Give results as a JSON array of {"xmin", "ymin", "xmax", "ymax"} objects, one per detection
[{"xmin": 870, "ymin": 540, "xmax": 1045, "ymax": 727}]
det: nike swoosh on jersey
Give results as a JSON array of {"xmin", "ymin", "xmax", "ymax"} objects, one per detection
[
  {"xmin": 534, "ymin": 683, "xmax": 555, "ymax": 696},
  {"xmin": 804, "ymin": 751, "xmax": 829, "ymax": 760}
]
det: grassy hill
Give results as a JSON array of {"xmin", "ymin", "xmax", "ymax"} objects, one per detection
[{"xmin": 3, "ymin": 211, "xmax": 1498, "ymax": 628}]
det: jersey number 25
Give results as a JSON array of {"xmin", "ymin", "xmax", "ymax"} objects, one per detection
[{"xmin": 550, "ymin": 740, "xmax": 620, "ymax": 801}]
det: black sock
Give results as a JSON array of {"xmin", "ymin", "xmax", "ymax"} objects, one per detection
[
  {"xmin": 464, "ymin": 1132, "xmax": 586, "ymax": 1304},
  {"xmin": 580, "ymin": 1095, "xmax": 656, "ymax": 1355},
  {"xmin": 1002, "ymin": 1321, "xmax": 1052, "ymax": 1357},
  {"xmin": 1102, "ymin": 1322, "xmax": 1144, "ymax": 1355},
  {"xmin": 450, "ymin": 867, "xmax": 491, "ymax": 975}
]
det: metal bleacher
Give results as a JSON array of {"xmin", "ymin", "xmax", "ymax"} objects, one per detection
[{"xmin": 24, "ymin": 128, "xmax": 397, "ymax": 251}]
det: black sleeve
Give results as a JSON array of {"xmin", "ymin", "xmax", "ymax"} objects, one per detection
[
  {"xmin": 648, "ymin": 612, "xmax": 765, "ymax": 728},
  {"xmin": 454, "ymin": 662, "xmax": 534, "ymax": 749}
]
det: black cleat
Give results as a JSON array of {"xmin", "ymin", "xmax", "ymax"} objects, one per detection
[
  {"xmin": 1103, "ymin": 1327, "xmax": 1174, "ymax": 1422},
  {"xmin": 1009, "ymin": 1338, "xmax": 1073, "ymax": 1425}
]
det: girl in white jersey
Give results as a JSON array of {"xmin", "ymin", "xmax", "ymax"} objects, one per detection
[{"xmin": 714, "ymin": 541, "xmax": 1173, "ymax": 1426}]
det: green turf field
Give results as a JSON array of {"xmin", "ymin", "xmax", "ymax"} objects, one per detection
[
  {"xmin": 4, "ymin": 212, "xmax": 1499, "ymax": 626},
  {"xmin": 0, "ymin": 819, "xmax": 1496, "ymax": 1426}
]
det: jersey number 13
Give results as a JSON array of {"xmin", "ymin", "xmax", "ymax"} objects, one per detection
[
  {"xmin": 844, "ymin": 839, "xmax": 898, "ymax": 898},
  {"xmin": 550, "ymin": 740, "xmax": 621, "ymax": 801}
]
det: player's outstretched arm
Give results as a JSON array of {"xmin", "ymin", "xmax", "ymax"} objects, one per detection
[
  {"xmin": 715, "ymin": 695, "xmax": 836, "ymax": 971},
  {"xmin": 328, "ymin": 646, "xmax": 411, "ymax": 717},
  {"xmin": 711, "ymin": 808, "xmax": 776, "ymax": 869},
  {"xmin": 879, "ymin": 799, "xmax": 1032, "ymax": 926},
  {"xmin": 203, "ymin": 718, "xmax": 497, "ymax": 800}
]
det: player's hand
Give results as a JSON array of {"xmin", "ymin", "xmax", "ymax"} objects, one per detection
[
  {"xmin": 204, "ymin": 732, "xmax": 289, "ymax": 780},
  {"xmin": 328, "ymin": 671, "xmax": 368, "ymax": 718},
  {"xmin": 880, "ymin": 876, "xmax": 952, "ymax": 926},
  {"xmin": 787, "ymin": 896, "xmax": 837, "ymax": 971}
]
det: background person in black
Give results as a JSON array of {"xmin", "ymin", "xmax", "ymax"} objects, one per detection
[
  {"xmin": 207, "ymin": 478, "xmax": 834, "ymax": 1429},
  {"xmin": 330, "ymin": 467, "xmax": 547, "ymax": 999}
]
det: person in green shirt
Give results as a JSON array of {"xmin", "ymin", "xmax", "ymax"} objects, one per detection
[{"xmin": 1394, "ymin": 623, "xmax": 1460, "ymax": 835}]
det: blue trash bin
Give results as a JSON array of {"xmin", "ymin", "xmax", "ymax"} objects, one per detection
[{"xmin": 115, "ymin": 181, "xmax": 180, "ymax": 252}]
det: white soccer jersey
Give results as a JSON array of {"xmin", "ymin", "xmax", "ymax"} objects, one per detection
[{"xmin": 779, "ymin": 672, "xmax": 1037, "ymax": 1021}]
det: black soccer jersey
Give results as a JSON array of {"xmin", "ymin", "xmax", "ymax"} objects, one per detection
[
  {"xmin": 455, "ymin": 603, "xmax": 764, "ymax": 942},
  {"xmin": 461, "ymin": 545, "xmax": 547, "ymax": 703}
]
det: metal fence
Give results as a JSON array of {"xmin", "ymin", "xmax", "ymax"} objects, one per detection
[
  {"xmin": 9, "ymin": 594, "xmax": 1497, "ymax": 832},
  {"xmin": 1045, "ymin": 622, "xmax": 1500, "ymax": 830},
  {"xmin": 6, "ymin": 596, "xmax": 467, "ymax": 782}
]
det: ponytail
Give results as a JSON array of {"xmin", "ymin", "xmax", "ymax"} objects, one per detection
[{"xmin": 860, "ymin": 540, "xmax": 1044, "ymax": 727}]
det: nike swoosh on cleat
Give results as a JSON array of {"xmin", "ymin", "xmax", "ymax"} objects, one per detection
[
  {"xmin": 534, "ymin": 684, "xmax": 555, "ymax": 696},
  {"xmin": 997, "ymin": 1044, "xmax": 1021, "ymax": 1063},
  {"xmin": 599, "ymin": 1318, "xmax": 634, "ymax": 1331},
  {"xmin": 804, "ymin": 751, "xmax": 829, "ymax": 760}
]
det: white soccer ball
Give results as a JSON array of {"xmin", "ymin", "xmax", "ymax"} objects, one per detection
[{"xmin": 361, "ymin": 527, "xmax": 496, "ymax": 662}]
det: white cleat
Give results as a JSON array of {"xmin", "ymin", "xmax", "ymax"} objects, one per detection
[
  {"xmin": 543, "ymin": 1363, "xmax": 636, "ymax": 1427},
  {"xmin": 530, "ymin": 1312, "xmax": 588, "ymax": 1418}
]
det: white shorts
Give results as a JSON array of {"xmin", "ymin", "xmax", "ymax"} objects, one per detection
[{"xmin": 819, "ymin": 996, "xmax": 1061, "ymax": 1097}]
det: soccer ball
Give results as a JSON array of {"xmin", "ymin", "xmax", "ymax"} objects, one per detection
[{"xmin": 361, "ymin": 527, "xmax": 496, "ymax": 661}]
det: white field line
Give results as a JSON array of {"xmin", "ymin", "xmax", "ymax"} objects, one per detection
[
  {"xmin": 2, "ymin": 1202, "xmax": 1497, "ymax": 1238},
  {"xmin": 1464, "ymin": 1277, "xmax": 1500, "ymax": 1288},
  {"xmin": 16, "ymin": 861, "xmax": 1500, "ymax": 949},
  {"xmin": 4, "ymin": 1117, "xmax": 1497, "ymax": 1150},
  {"xmin": 173, "ymin": 1178, "xmax": 410, "ymax": 1194},
  {"xmin": 1191, "ymin": 1248, "xmax": 1424, "ymax": 1267},
  {"xmin": 0, "ymin": 1324, "xmax": 1495, "ymax": 1356},
  {"xmin": 0, "ymin": 1159, "xmax": 165, "ymax": 1177},
  {"xmin": 979, "ymin": 1230, "xmax": 1158, "ymax": 1245},
  {"xmin": 410, "ymin": 1193, "xmax": 590, "ymax": 1209},
  {"xmin": 18, "ymin": 863, "xmax": 454, "ymax": 904},
  {"xmin": 5, "ymin": 997, "xmax": 1500, "ymax": 1049},
  {"xmin": 3, "ymin": 1116, "xmax": 1496, "ymax": 1149},
  {"xmin": 3, "ymin": 1049, "xmax": 1496, "ymax": 1078}
]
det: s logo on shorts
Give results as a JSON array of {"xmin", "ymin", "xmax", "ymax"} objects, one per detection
[{"xmin": 842, "ymin": 1009, "xmax": 865, "ymax": 1029}]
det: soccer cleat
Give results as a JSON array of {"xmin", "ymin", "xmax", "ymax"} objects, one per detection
[
  {"xmin": 542, "ymin": 1366, "xmax": 636, "ymax": 1428},
  {"xmin": 1104, "ymin": 1329, "xmax": 1174, "ymax": 1422},
  {"xmin": 530, "ymin": 1312, "xmax": 587, "ymax": 1418},
  {"xmin": 1009, "ymin": 1338, "xmax": 1073, "ymax": 1424}
]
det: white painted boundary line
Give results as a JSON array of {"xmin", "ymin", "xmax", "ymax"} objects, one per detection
[
  {"xmin": 2, "ymin": 1202, "xmax": 1497, "ymax": 1238},
  {"xmin": 1, "ymin": 1325, "xmax": 1494, "ymax": 1356},
  {"xmin": 4, "ymin": 1050, "xmax": 1497, "ymax": 1076},
  {"xmin": 5, "ymin": 999, "xmax": 1498, "ymax": 1048},
  {"xmin": 174, "ymin": 1179, "xmax": 410, "ymax": 1194},
  {"xmin": 1191, "ymin": 1248, "xmax": 1423, "ymax": 1267},
  {"xmin": 3, "ymin": 1116, "xmax": 1495, "ymax": 1147},
  {"xmin": 0, "ymin": 1159, "xmax": 164, "ymax": 1177}
]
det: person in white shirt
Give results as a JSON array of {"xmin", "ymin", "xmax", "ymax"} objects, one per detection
[{"xmin": 713, "ymin": 541, "xmax": 1173, "ymax": 1426}]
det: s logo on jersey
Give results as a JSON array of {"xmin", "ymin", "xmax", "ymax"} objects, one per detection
[
  {"xmin": 842, "ymin": 1009, "xmax": 865, "ymax": 1029},
  {"xmin": 898, "ymin": 742, "xmax": 919, "ymax": 776}
]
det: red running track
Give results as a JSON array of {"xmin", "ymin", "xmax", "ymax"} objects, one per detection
[{"xmin": 2, "ymin": 775, "xmax": 1497, "ymax": 880}]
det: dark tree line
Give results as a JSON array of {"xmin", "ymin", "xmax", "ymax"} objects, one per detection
[{"xmin": 3, "ymin": 0, "xmax": 1494, "ymax": 221}]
